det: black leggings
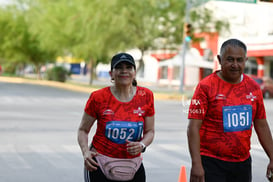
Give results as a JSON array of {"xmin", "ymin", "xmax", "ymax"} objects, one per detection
[{"xmin": 84, "ymin": 163, "xmax": 146, "ymax": 182}]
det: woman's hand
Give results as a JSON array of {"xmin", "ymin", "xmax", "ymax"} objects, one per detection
[
  {"xmin": 83, "ymin": 149, "xmax": 99, "ymax": 172},
  {"xmin": 126, "ymin": 140, "xmax": 143, "ymax": 156}
]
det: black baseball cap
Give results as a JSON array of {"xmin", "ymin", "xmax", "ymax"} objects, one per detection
[{"xmin": 111, "ymin": 52, "xmax": 136, "ymax": 70}]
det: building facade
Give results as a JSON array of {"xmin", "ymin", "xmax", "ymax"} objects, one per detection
[
  {"xmin": 206, "ymin": 0, "xmax": 273, "ymax": 78},
  {"xmin": 95, "ymin": 0, "xmax": 273, "ymax": 89}
]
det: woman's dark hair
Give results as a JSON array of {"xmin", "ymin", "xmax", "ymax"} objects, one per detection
[{"xmin": 132, "ymin": 79, "xmax": 137, "ymax": 86}]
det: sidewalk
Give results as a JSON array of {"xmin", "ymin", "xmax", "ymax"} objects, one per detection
[
  {"xmin": 69, "ymin": 74, "xmax": 183, "ymax": 91},
  {"xmin": 68, "ymin": 75, "xmax": 193, "ymax": 100},
  {"xmin": 0, "ymin": 75, "xmax": 192, "ymax": 100}
]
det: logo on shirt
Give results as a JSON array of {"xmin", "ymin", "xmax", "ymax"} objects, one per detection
[
  {"xmin": 216, "ymin": 94, "xmax": 226, "ymax": 100},
  {"xmin": 246, "ymin": 92, "xmax": 256, "ymax": 101},
  {"xmin": 103, "ymin": 109, "xmax": 114, "ymax": 115},
  {"xmin": 133, "ymin": 107, "xmax": 145, "ymax": 116},
  {"xmin": 137, "ymin": 90, "xmax": 146, "ymax": 96}
]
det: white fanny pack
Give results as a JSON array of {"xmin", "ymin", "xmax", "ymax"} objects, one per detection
[{"xmin": 95, "ymin": 154, "xmax": 142, "ymax": 181}]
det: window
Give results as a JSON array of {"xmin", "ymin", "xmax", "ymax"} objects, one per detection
[
  {"xmin": 244, "ymin": 60, "xmax": 257, "ymax": 75},
  {"xmin": 160, "ymin": 66, "xmax": 168, "ymax": 79},
  {"xmin": 173, "ymin": 66, "xmax": 180, "ymax": 80}
]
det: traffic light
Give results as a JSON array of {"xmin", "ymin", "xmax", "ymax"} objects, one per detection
[{"xmin": 184, "ymin": 23, "xmax": 192, "ymax": 42}]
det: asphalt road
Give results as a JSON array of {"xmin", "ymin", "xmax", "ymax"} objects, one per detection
[{"xmin": 0, "ymin": 81, "xmax": 272, "ymax": 182}]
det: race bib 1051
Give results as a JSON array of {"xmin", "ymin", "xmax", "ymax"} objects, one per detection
[
  {"xmin": 105, "ymin": 121, "xmax": 143, "ymax": 144},
  {"xmin": 223, "ymin": 105, "xmax": 252, "ymax": 132}
]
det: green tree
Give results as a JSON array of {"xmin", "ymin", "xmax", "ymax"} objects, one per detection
[
  {"xmin": 190, "ymin": 6, "xmax": 230, "ymax": 36},
  {"xmin": 0, "ymin": 5, "xmax": 56, "ymax": 78},
  {"xmin": 28, "ymin": 0, "xmax": 130, "ymax": 84},
  {"xmin": 22, "ymin": 0, "xmax": 229, "ymax": 83},
  {"xmin": 109, "ymin": 0, "xmax": 229, "ymax": 77}
]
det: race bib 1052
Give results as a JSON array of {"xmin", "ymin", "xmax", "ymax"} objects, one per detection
[
  {"xmin": 223, "ymin": 105, "xmax": 252, "ymax": 132},
  {"xmin": 105, "ymin": 121, "xmax": 143, "ymax": 144}
]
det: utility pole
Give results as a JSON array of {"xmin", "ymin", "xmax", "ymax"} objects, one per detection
[{"xmin": 179, "ymin": 0, "xmax": 191, "ymax": 93}]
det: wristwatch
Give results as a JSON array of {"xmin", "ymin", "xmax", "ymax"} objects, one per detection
[{"xmin": 140, "ymin": 142, "xmax": 146, "ymax": 153}]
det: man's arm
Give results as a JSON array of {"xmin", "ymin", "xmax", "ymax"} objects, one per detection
[
  {"xmin": 187, "ymin": 119, "xmax": 205, "ymax": 182},
  {"xmin": 254, "ymin": 118, "xmax": 273, "ymax": 181}
]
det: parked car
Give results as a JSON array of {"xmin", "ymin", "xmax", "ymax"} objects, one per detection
[{"xmin": 249, "ymin": 75, "xmax": 273, "ymax": 99}]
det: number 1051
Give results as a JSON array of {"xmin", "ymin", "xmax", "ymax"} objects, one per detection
[{"xmin": 227, "ymin": 112, "xmax": 250, "ymax": 128}]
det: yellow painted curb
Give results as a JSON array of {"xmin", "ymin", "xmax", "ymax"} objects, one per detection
[{"xmin": 0, "ymin": 76, "xmax": 184, "ymax": 101}]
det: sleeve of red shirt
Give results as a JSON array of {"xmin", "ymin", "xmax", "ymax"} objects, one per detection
[
  {"xmin": 84, "ymin": 92, "xmax": 98, "ymax": 119},
  {"xmin": 144, "ymin": 88, "xmax": 155, "ymax": 117},
  {"xmin": 188, "ymin": 82, "xmax": 208, "ymax": 120},
  {"xmin": 255, "ymin": 88, "xmax": 267, "ymax": 119}
]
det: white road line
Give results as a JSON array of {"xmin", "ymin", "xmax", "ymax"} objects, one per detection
[
  {"xmin": 0, "ymin": 145, "xmax": 31, "ymax": 169},
  {"xmin": 144, "ymin": 144, "xmax": 191, "ymax": 168},
  {"xmin": 29, "ymin": 144, "xmax": 76, "ymax": 168},
  {"xmin": 62, "ymin": 145, "xmax": 81, "ymax": 154}
]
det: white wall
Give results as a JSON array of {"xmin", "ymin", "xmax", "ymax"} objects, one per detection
[
  {"xmin": 203, "ymin": 1, "xmax": 273, "ymax": 47},
  {"xmin": 141, "ymin": 55, "xmax": 159, "ymax": 82},
  {"xmin": 185, "ymin": 66, "xmax": 200, "ymax": 87}
]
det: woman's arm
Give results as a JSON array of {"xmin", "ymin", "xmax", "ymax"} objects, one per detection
[
  {"xmin": 77, "ymin": 112, "xmax": 98, "ymax": 171},
  {"xmin": 127, "ymin": 115, "xmax": 155, "ymax": 156},
  {"xmin": 141, "ymin": 115, "xmax": 155, "ymax": 147}
]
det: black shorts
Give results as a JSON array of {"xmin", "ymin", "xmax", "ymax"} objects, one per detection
[
  {"xmin": 201, "ymin": 155, "xmax": 252, "ymax": 182},
  {"xmin": 84, "ymin": 163, "xmax": 146, "ymax": 182}
]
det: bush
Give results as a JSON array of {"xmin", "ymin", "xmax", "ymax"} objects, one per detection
[{"xmin": 46, "ymin": 66, "xmax": 69, "ymax": 82}]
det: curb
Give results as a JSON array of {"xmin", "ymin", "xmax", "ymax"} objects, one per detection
[{"xmin": 0, "ymin": 76, "xmax": 184, "ymax": 101}]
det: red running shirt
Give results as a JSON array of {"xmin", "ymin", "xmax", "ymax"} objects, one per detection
[
  {"xmin": 188, "ymin": 72, "xmax": 266, "ymax": 162},
  {"xmin": 84, "ymin": 86, "xmax": 155, "ymax": 159}
]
